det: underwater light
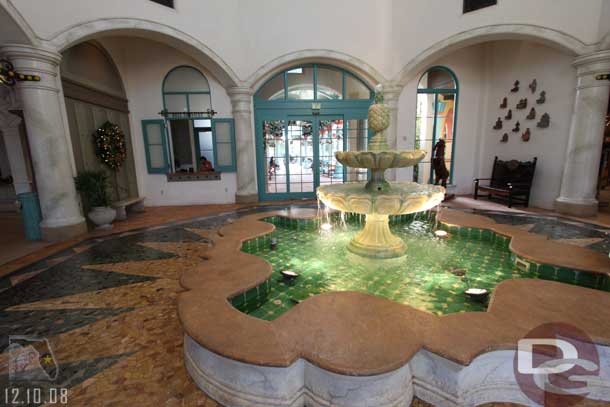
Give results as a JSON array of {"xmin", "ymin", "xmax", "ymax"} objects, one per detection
[
  {"xmin": 434, "ymin": 230, "xmax": 449, "ymax": 238},
  {"xmin": 321, "ymin": 223, "xmax": 333, "ymax": 231},
  {"xmin": 281, "ymin": 270, "xmax": 300, "ymax": 281},
  {"xmin": 464, "ymin": 288, "xmax": 489, "ymax": 302}
]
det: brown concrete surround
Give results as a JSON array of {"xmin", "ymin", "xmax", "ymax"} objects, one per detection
[{"xmin": 178, "ymin": 208, "xmax": 610, "ymax": 377}]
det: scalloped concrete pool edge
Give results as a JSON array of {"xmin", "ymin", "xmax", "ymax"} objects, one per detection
[{"xmin": 178, "ymin": 208, "xmax": 610, "ymax": 407}]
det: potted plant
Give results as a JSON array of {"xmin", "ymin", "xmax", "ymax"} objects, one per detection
[{"xmin": 74, "ymin": 170, "xmax": 116, "ymax": 230}]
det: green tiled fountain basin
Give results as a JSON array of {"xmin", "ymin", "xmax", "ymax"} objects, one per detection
[{"xmin": 231, "ymin": 214, "xmax": 609, "ymax": 320}]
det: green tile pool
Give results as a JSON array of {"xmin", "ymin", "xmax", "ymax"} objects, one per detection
[{"xmin": 234, "ymin": 214, "xmax": 608, "ymax": 320}]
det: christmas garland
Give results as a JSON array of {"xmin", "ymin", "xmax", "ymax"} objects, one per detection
[{"xmin": 94, "ymin": 121, "xmax": 127, "ymax": 170}]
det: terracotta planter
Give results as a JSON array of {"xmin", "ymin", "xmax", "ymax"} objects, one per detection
[{"xmin": 88, "ymin": 206, "xmax": 116, "ymax": 230}]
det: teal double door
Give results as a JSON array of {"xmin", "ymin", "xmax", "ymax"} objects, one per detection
[{"xmin": 255, "ymin": 111, "xmax": 370, "ymax": 201}]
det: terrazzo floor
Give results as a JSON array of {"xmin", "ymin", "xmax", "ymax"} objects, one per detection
[{"xmin": 1, "ymin": 203, "xmax": 609, "ymax": 406}]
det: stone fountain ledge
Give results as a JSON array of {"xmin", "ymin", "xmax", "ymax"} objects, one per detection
[
  {"xmin": 437, "ymin": 209, "xmax": 610, "ymax": 275},
  {"xmin": 178, "ymin": 208, "xmax": 610, "ymax": 407}
]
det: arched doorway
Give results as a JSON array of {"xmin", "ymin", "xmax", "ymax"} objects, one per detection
[
  {"xmin": 61, "ymin": 41, "xmax": 139, "ymax": 202},
  {"xmin": 413, "ymin": 66, "xmax": 459, "ymax": 185},
  {"xmin": 254, "ymin": 64, "xmax": 373, "ymax": 200}
]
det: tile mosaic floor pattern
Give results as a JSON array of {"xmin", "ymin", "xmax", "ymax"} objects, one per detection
[{"xmin": 0, "ymin": 204, "xmax": 608, "ymax": 406}]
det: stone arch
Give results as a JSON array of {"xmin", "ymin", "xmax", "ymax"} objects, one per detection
[
  {"xmin": 46, "ymin": 18, "xmax": 240, "ymax": 88},
  {"xmin": 0, "ymin": 1, "xmax": 38, "ymax": 46},
  {"xmin": 394, "ymin": 24, "xmax": 591, "ymax": 86},
  {"xmin": 599, "ymin": 30, "xmax": 610, "ymax": 51},
  {"xmin": 246, "ymin": 49, "xmax": 386, "ymax": 92}
]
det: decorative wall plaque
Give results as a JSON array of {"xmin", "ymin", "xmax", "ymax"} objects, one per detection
[
  {"xmin": 526, "ymin": 108, "xmax": 536, "ymax": 120},
  {"xmin": 537, "ymin": 113, "xmax": 550, "ymax": 128},
  {"xmin": 536, "ymin": 91, "xmax": 546, "ymax": 104},
  {"xmin": 493, "ymin": 117, "xmax": 503, "ymax": 130}
]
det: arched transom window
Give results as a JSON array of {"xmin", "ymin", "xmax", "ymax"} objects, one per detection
[
  {"xmin": 256, "ymin": 64, "xmax": 372, "ymax": 101},
  {"xmin": 162, "ymin": 66, "xmax": 212, "ymax": 116}
]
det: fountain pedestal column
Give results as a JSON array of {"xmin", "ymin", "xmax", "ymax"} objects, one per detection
[{"xmin": 348, "ymin": 214, "xmax": 406, "ymax": 259}]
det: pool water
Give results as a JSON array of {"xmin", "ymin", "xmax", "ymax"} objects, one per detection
[{"xmin": 235, "ymin": 215, "xmax": 606, "ymax": 320}]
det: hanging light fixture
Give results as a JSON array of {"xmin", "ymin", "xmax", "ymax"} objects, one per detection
[{"xmin": 0, "ymin": 59, "xmax": 40, "ymax": 87}]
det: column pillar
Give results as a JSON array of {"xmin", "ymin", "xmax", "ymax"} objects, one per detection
[
  {"xmin": 555, "ymin": 51, "xmax": 610, "ymax": 216},
  {"xmin": 382, "ymin": 82, "xmax": 402, "ymax": 181},
  {"xmin": 0, "ymin": 112, "xmax": 32, "ymax": 194},
  {"xmin": 1, "ymin": 44, "xmax": 86, "ymax": 240},
  {"xmin": 227, "ymin": 86, "xmax": 258, "ymax": 203}
]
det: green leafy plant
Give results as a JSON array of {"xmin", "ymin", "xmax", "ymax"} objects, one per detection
[{"xmin": 74, "ymin": 170, "xmax": 111, "ymax": 209}]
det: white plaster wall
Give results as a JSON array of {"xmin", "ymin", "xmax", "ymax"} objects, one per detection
[
  {"xmin": 8, "ymin": 0, "xmax": 609, "ymax": 81},
  {"xmin": 478, "ymin": 41, "xmax": 576, "ymax": 209},
  {"xmin": 99, "ymin": 37, "xmax": 236, "ymax": 206},
  {"xmin": 397, "ymin": 40, "xmax": 576, "ymax": 209}
]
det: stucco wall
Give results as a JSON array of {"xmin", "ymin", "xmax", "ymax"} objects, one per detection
[
  {"xmin": 396, "ymin": 40, "xmax": 576, "ymax": 209},
  {"xmin": 477, "ymin": 41, "xmax": 576, "ymax": 209},
  {"xmin": 99, "ymin": 36, "xmax": 236, "ymax": 206},
  {"xmin": 8, "ymin": 0, "xmax": 609, "ymax": 82}
]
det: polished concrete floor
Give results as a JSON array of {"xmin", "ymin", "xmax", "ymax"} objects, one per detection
[{"xmin": 1, "ymin": 200, "xmax": 609, "ymax": 406}]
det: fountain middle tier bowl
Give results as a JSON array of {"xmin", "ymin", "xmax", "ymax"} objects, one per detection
[
  {"xmin": 317, "ymin": 182, "xmax": 445, "ymax": 216},
  {"xmin": 335, "ymin": 150, "xmax": 426, "ymax": 170}
]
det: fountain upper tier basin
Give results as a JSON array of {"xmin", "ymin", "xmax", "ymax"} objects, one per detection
[
  {"xmin": 317, "ymin": 182, "xmax": 445, "ymax": 216},
  {"xmin": 335, "ymin": 150, "xmax": 427, "ymax": 170}
]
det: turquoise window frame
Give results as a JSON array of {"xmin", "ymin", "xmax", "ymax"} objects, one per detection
[
  {"xmin": 416, "ymin": 65, "xmax": 459, "ymax": 185},
  {"xmin": 255, "ymin": 64, "xmax": 373, "ymax": 102},
  {"xmin": 211, "ymin": 118, "xmax": 237, "ymax": 172},
  {"xmin": 162, "ymin": 65, "xmax": 213, "ymax": 118},
  {"xmin": 141, "ymin": 119, "xmax": 170, "ymax": 174}
]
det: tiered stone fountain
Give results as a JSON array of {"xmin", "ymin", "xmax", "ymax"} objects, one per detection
[{"xmin": 317, "ymin": 85, "xmax": 445, "ymax": 258}]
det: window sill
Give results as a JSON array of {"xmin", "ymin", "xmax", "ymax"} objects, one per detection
[{"xmin": 167, "ymin": 171, "xmax": 221, "ymax": 182}]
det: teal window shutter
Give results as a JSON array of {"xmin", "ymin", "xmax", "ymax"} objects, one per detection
[
  {"xmin": 141, "ymin": 119, "xmax": 170, "ymax": 174},
  {"xmin": 212, "ymin": 118, "xmax": 236, "ymax": 172}
]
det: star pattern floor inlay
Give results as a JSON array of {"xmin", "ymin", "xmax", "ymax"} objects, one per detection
[{"xmin": 1, "ymin": 204, "xmax": 608, "ymax": 406}]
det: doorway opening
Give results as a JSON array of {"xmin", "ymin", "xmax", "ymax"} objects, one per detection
[{"xmin": 254, "ymin": 64, "xmax": 374, "ymax": 200}]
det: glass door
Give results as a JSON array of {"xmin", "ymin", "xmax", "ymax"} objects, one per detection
[
  {"xmin": 286, "ymin": 117, "xmax": 315, "ymax": 194},
  {"xmin": 258, "ymin": 113, "xmax": 368, "ymax": 200},
  {"xmin": 317, "ymin": 117, "xmax": 344, "ymax": 188},
  {"xmin": 262, "ymin": 119, "xmax": 288, "ymax": 194}
]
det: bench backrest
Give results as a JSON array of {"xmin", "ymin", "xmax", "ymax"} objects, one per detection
[{"xmin": 490, "ymin": 156, "xmax": 537, "ymax": 188}]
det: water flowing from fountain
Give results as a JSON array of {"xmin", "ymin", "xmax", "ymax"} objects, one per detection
[{"xmin": 316, "ymin": 85, "xmax": 445, "ymax": 258}]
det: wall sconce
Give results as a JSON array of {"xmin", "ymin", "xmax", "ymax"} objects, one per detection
[
  {"xmin": 0, "ymin": 59, "xmax": 40, "ymax": 87},
  {"xmin": 311, "ymin": 102, "xmax": 321, "ymax": 115},
  {"xmin": 596, "ymin": 73, "xmax": 610, "ymax": 81}
]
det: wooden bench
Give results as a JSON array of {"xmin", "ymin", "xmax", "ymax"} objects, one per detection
[
  {"xmin": 474, "ymin": 156, "xmax": 537, "ymax": 208},
  {"xmin": 112, "ymin": 197, "xmax": 145, "ymax": 220}
]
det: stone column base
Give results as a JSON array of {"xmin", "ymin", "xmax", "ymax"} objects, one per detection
[
  {"xmin": 555, "ymin": 197, "xmax": 598, "ymax": 217},
  {"xmin": 235, "ymin": 193, "xmax": 258, "ymax": 204},
  {"xmin": 41, "ymin": 221, "xmax": 88, "ymax": 242}
]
